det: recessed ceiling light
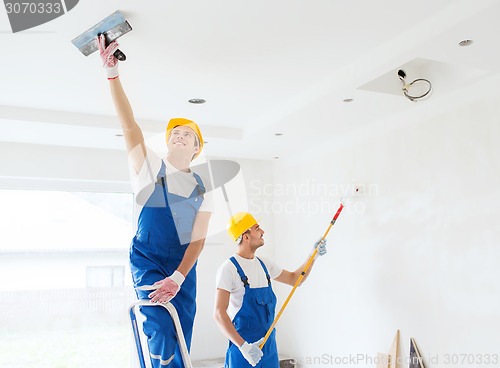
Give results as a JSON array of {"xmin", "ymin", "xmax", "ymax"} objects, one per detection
[
  {"xmin": 458, "ymin": 39, "xmax": 473, "ymax": 47},
  {"xmin": 274, "ymin": 133, "xmax": 283, "ymax": 136},
  {"xmin": 274, "ymin": 156, "xmax": 279, "ymax": 159},
  {"xmin": 188, "ymin": 98, "xmax": 206, "ymax": 104},
  {"xmin": 343, "ymin": 98, "xmax": 354, "ymax": 103},
  {"xmin": 115, "ymin": 133, "xmax": 123, "ymax": 137}
]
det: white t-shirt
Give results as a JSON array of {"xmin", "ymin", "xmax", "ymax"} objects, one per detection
[
  {"xmin": 216, "ymin": 254, "xmax": 283, "ymax": 320},
  {"xmin": 130, "ymin": 146, "xmax": 213, "ymax": 213}
]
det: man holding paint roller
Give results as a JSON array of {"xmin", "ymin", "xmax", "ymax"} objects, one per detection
[
  {"xmin": 97, "ymin": 36, "xmax": 212, "ymax": 368},
  {"xmin": 214, "ymin": 212, "xmax": 326, "ymax": 367}
]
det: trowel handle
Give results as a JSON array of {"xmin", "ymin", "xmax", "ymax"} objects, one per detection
[{"xmin": 114, "ymin": 49, "xmax": 126, "ymax": 61}]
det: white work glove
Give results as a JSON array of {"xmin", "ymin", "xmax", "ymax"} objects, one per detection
[
  {"xmin": 148, "ymin": 271, "xmax": 185, "ymax": 303},
  {"xmin": 97, "ymin": 34, "xmax": 120, "ymax": 79},
  {"xmin": 239, "ymin": 338, "xmax": 264, "ymax": 367},
  {"xmin": 313, "ymin": 239, "xmax": 327, "ymax": 259}
]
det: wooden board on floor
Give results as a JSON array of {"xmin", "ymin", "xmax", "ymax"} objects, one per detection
[
  {"xmin": 409, "ymin": 338, "xmax": 425, "ymax": 368},
  {"xmin": 376, "ymin": 352, "xmax": 389, "ymax": 368},
  {"xmin": 388, "ymin": 330, "xmax": 399, "ymax": 368}
]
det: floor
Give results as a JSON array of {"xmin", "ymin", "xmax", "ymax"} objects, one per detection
[{"xmin": 191, "ymin": 358, "xmax": 224, "ymax": 367}]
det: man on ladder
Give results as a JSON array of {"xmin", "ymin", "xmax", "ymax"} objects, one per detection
[{"xmin": 97, "ymin": 36, "xmax": 213, "ymax": 367}]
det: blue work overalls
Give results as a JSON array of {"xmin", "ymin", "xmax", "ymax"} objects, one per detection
[
  {"xmin": 130, "ymin": 162, "xmax": 205, "ymax": 368},
  {"xmin": 225, "ymin": 257, "xmax": 279, "ymax": 368}
]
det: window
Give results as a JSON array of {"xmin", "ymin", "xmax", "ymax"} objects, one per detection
[
  {"xmin": 0, "ymin": 189, "xmax": 136, "ymax": 368},
  {"xmin": 87, "ymin": 265, "xmax": 126, "ymax": 288}
]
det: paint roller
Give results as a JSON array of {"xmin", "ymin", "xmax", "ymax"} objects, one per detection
[{"xmin": 259, "ymin": 202, "xmax": 345, "ymax": 349}]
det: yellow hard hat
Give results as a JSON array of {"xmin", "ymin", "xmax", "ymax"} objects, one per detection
[
  {"xmin": 227, "ymin": 212, "xmax": 259, "ymax": 242},
  {"xmin": 166, "ymin": 117, "xmax": 204, "ymax": 159}
]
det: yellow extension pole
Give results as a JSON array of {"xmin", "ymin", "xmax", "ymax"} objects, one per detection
[{"xmin": 259, "ymin": 202, "xmax": 345, "ymax": 349}]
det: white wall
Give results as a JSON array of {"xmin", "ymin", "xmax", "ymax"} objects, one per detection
[
  {"xmin": 271, "ymin": 84, "xmax": 500, "ymax": 366},
  {"xmin": 4, "ymin": 79, "xmax": 499, "ymax": 366}
]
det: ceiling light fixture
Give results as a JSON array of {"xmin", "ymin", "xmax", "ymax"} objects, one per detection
[
  {"xmin": 343, "ymin": 98, "xmax": 354, "ymax": 103},
  {"xmin": 273, "ymin": 156, "xmax": 279, "ymax": 159},
  {"xmin": 397, "ymin": 69, "xmax": 432, "ymax": 102},
  {"xmin": 188, "ymin": 98, "xmax": 206, "ymax": 104},
  {"xmin": 458, "ymin": 39, "xmax": 473, "ymax": 47},
  {"xmin": 274, "ymin": 133, "xmax": 283, "ymax": 136}
]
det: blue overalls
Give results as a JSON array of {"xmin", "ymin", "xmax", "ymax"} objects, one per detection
[
  {"xmin": 225, "ymin": 257, "xmax": 279, "ymax": 368},
  {"xmin": 130, "ymin": 162, "xmax": 205, "ymax": 368}
]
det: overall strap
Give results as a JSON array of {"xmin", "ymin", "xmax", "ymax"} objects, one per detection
[
  {"xmin": 158, "ymin": 162, "xmax": 169, "ymax": 209},
  {"xmin": 229, "ymin": 257, "xmax": 250, "ymax": 288},
  {"xmin": 256, "ymin": 257, "xmax": 271, "ymax": 286},
  {"xmin": 192, "ymin": 172, "xmax": 206, "ymax": 198}
]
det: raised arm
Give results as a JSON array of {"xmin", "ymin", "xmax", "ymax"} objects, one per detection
[
  {"xmin": 98, "ymin": 35, "xmax": 146, "ymax": 174},
  {"xmin": 274, "ymin": 258, "xmax": 316, "ymax": 286},
  {"xmin": 108, "ymin": 78, "xmax": 146, "ymax": 174},
  {"xmin": 275, "ymin": 239, "xmax": 327, "ymax": 286}
]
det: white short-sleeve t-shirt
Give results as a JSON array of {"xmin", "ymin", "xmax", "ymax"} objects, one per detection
[
  {"xmin": 130, "ymin": 146, "xmax": 213, "ymax": 213},
  {"xmin": 216, "ymin": 254, "xmax": 283, "ymax": 320}
]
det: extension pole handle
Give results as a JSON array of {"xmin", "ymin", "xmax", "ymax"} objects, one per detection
[{"xmin": 259, "ymin": 202, "xmax": 344, "ymax": 349}]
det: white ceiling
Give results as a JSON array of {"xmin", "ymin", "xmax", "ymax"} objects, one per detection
[{"xmin": 1, "ymin": 0, "xmax": 500, "ymax": 160}]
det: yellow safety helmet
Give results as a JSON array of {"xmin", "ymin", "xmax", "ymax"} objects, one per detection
[
  {"xmin": 166, "ymin": 117, "xmax": 204, "ymax": 159},
  {"xmin": 227, "ymin": 212, "xmax": 259, "ymax": 242}
]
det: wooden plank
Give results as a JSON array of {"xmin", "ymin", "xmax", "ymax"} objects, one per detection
[
  {"xmin": 388, "ymin": 330, "xmax": 400, "ymax": 368},
  {"xmin": 376, "ymin": 352, "xmax": 389, "ymax": 368}
]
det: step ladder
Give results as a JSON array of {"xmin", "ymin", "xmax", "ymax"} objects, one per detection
[{"xmin": 129, "ymin": 300, "xmax": 193, "ymax": 368}]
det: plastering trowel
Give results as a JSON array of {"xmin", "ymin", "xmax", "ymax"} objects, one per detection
[{"xmin": 71, "ymin": 10, "xmax": 132, "ymax": 60}]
